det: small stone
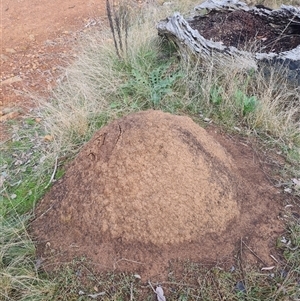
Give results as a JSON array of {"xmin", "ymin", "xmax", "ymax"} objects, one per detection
[
  {"xmin": 0, "ymin": 54, "xmax": 9, "ymax": 61},
  {"xmin": 0, "ymin": 76, "xmax": 22, "ymax": 86},
  {"xmin": 0, "ymin": 111, "xmax": 19, "ymax": 122},
  {"xmin": 292, "ymin": 178, "xmax": 300, "ymax": 187},
  {"xmin": 235, "ymin": 281, "xmax": 246, "ymax": 293},
  {"xmin": 284, "ymin": 187, "xmax": 292, "ymax": 193},
  {"xmin": 5, "ymin": 48, "xmax": 16, "ymax": 54},
  {"xmin": 28, "ymin": 34, "xmax": 36, "ymax": 41},
  {"xmin": 44, "ymin": 135, "xmax": 54, "ymax": 141},
  {"xmin": 2, "ymin": 107, "xmax": 14, "ymax": 114},
  {"xmin": 10, "ymin": 194, "xmax": 17, "ymax": 199}
]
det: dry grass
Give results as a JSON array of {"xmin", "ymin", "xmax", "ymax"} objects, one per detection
[
  {"xmin": 39, "ymin": 0, "xmax": 300, "ymax": 160},
  {"xmin": 38, "ymin": 0, "xmax": 201, "ymax": 156},
  {"xmin": 0, "ymin": 215, "xmax": 55, "ymax": 301},
  {"xmin": 184, "ymin": 54, "xmax": 300, "ymax": 147}
]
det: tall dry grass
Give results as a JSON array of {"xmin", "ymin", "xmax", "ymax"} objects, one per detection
[
  {"xmin": 38, "ymin": 0, "xmax": 201, "ymax": 157},
  {"xmin": 38, "ymin": 0, "xmax": 300, "ymax": 161}
]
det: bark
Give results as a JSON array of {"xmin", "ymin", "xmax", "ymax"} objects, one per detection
[{"xmin": 157, "ymin": 0, "xmax": 300, "ymax": 84}]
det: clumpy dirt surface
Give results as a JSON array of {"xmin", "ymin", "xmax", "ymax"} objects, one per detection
[
  {"xmin": 189, "ymin": 10, "xmax": 300, "ymax": 53},
  {"xmin": 32, "ymin": 110, "xmax": 283, "ymax": 279}
]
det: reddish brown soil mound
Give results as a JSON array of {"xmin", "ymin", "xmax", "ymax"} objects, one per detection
[{"xmin": 32, "ymin": 110, "xmax": 283, "ymax": 278}]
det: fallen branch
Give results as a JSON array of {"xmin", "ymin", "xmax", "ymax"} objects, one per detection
[
  {"xmin": 45, "ymin": 156, "xmax": 58, "ymax": 189},
  {"xmin": 242, "ymin": 239, "xmax": 267, "ymax": 266}
]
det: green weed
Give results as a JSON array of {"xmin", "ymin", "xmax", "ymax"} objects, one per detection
[
  {"xmin": 120, "ymin": 60, "xmax": 183, "ymax": 108},
  {"xmin": 0, "ymin": 118, "xmax": 54, "ymax": 216}
]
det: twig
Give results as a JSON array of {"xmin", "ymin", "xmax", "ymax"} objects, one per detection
[
  {"xmin": 113, "ymin": 258, "xmax": 143, "ymax": 270},
  {"xmin": 239, "ymin": 237, "xmax": 245, "ymax": 280},
  {"xmin": 242, "ymin": 240, "xmax": 267, "ymax": 266},
  {"xmin": 270, "ymin": 254, "xmax": 279, "ymax": 263},
  {"xmin": 106, "ymin": 0, "xmax": 120, "ymax": 58},
  {"xmin": 158, "ymin": 281, "xmax": 198, "ymax": 289},
  {"xmin": 114, "ymin": 14, "xmax": 123, "ymax": 53},
  {"xmin": 130, "ymin": 282, "xmax": 134, "ymax": 301},
  {"xmin": 44, "ymin": 156, "xmax": 58, "ymax": 189},
  {"xmin": 148, "ymin": 280, "xmax": 156, "ymax": 293},
  {"xmin": 33, "ymin": 204, "xmax": 54, "ymax": 221}
]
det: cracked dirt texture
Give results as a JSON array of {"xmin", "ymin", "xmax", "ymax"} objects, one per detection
[{"xmin": 32, "ymin": 110, "xmax": 283, "ymax": 279}]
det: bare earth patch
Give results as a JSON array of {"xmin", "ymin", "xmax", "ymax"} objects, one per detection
[
  {"xmin": 32, "ymin": 110, "xmax": 283, "ymax": 279},
  {"xmin": 0, "ymin": 0, "xmax": 107, "ymax": 139}
]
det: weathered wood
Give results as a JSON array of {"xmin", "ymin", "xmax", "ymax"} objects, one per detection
[
  {"xmin": 195, "ymin": 0, "xmax": 300, "ymax": 32},
  {"xmin": 157, "ymin": 0, "xmax": 300, "ymax": 84}
]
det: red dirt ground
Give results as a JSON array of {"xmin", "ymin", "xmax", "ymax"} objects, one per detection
[{"xmin": 0, "ymin": 0, "xmax": 107, "ymax": 138}]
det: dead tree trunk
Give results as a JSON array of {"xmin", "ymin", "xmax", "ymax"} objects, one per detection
[{"xmin": 157, "ymin": 0, "xmax": 300, "ymax": 85}]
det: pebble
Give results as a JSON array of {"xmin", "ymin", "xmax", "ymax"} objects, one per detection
[
  {"xmin": 5, "ymin": 48, "xmax": 16, "ymax": 54},
  {"xmin": 2, "ymin": 107, "xmax": 15, "ymax": 115},
  {"xmin": 43, "ymin": 135, "xmax": 54, "ymax": 141},
  {"xmin": 0, "ymin": 75, "xmax": 22, "ymax": 86},
  {"xmin": 0, "ymin": 111, "xmax": 20, "ymax": 122},
  {"xmin": 28, "ymin": 34, "xmax": 36, "ymax": 41},
  {"xmin": 0, "ymin": 54, "xmax": 9, "ymax": 61}
]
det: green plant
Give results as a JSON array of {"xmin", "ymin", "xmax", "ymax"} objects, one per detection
[
  {"xmin": 234, "ymin": 89, "xmax": 258, "ymax": 115},
  {"xmin": 0, "ymin": 118, "xmax": 54, "ymax": 216},
  {"xmin": 121, "ymin": 61, "xmax": 182, "ymax": 108},
  {"xmin": 210, "ymin": 84, "xmax": 223, "ymax": 105}
]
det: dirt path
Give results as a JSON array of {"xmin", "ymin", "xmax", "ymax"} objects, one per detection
[
  {"xmin": 0, "ymin": 0, "xmax": 107, "ymax": 136},
  {"xmin": 1, "ymin": 0, "xmax": 105, "ymax": 50}
]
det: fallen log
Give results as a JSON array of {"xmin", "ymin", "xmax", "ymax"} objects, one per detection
[{"xmin": 157, "ymin": 0, "xmax": 300, "ymax": 85}]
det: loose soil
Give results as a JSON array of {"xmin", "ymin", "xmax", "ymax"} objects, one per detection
[
  {"xmin": 32, "ymin": 110, "xmax": 283, "ymax": 279},
  {"xmin": 189, "ymin": 10, "xmax": 300, "ymax": 53}
]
